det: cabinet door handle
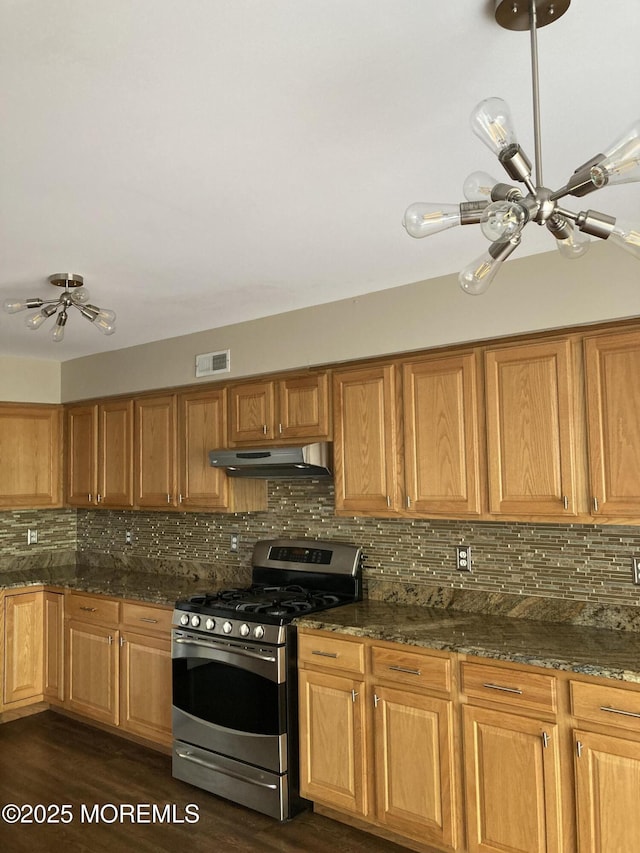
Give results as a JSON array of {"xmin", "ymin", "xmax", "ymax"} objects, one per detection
[
  {"xmin": 351, "ymin": 689, "xmax": 359, "ymax": 703},
  {"xmin": 406, "ymin": 496, "xmax": 412, "ymax": 509},
  {"xmin": 389, "ymin": 665, "xmax": 422, "ymax": 676},
  {"xmin": 482, "ymin": 682, "xmax": 523, "ymax": 695},
  {"xmin": 179, "ymin": 494, "xmax": 183, "ymax": 503},
  {"xmin": 262, "ymin": 424, "xmax": 268, "ymax": 435},
  {"xmin": 542, "ymin": 731, "xmax": 550, "ymax": 748},
  {"xmin": 278, "ymin": 423, "xmax": 283, "ymax": 434},
  {"xmin": 108, "ymin": 635, "xmax": 113, "ymax": 645},
  {"xmin": 88, "ymin": 493, "xmax": 92, "ymax": 503},
  {"xmin": 139, "ymin": 617, "xmax": 159, "ymax": 624},
  {"xmin": 600, "ymin": 705, "xmax": 640, "ymax": 720},
  {"xmin": 563, "ymin": 495, "xmax": 569, "ymax": 510},
  {"xmin": 593, "ymin": 496, "xmax": 599, "ymax": 512},
  {"xmin": 167, "ymin": 493, "xmax": 171, "ymax": 504},
  {"xmin": 374, "ymin": 694, "xmax": 380, "ymax": 708},
  {"xmin": 386, "ymin": 495, "xmax": 391, "ymax": 508},
  {"xmin": 119, "ymin": 636, "xmax": 125, "ymax": 647},
  {"xmin": 79, "ymin": 606, "xmax": 98, "ymax": 613},
  {"xmin": 311, "ymin": 650, "xmax": 338, "ymax": 659},
  {"xmin": 97, "ymin": 493, "xmax": 102, "ymax": 503},
  {"xmin": 576, "ymin": 740, "xmax": 583, "ymax": 758}
]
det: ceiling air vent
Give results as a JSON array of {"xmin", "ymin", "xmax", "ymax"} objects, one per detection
[{"xmin": 195, "ymin": 349, "xmax": 231, "ymax": 378}]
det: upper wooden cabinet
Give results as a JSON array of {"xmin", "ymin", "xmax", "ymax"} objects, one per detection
[
  {"xmin": 135, "ymin": 394, "xmax": 178, "ymax": 508},
  {"xmin": 0, "ymin": 404, "xmax": 62, "ymax": 508},
  {"xmin": 584, "ymin": 328, "xmax": 640, "ymax": 520},
  {"xmin": 66, "ymin": 400, "xmax": 134, "ymax": 508},
  {"xmin": 402, "ymin": 350, "xmax": 483, "ymax": 517},
  {"xmin": 333, "ymin": 364, "xmax": 399, "ymax": 515},
  {"xmin": 228, "ymin": 371, "xmax": 331, "ymax": 445},
  {"xmin": 484, "ymin": 338, "xmax": 579, "ymax": 518}
]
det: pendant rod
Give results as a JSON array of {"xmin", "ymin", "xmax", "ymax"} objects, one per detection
[{"xmin": 529, "ymin": 0, "xmax": 543, "ymax": 187}]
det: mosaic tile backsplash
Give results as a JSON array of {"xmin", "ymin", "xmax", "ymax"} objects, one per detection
[{"xmin": 3, "ymin": 480, "xmax": 640, "ymax": 608}]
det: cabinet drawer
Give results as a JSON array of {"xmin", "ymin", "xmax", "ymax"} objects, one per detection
[
  {"xmin": 571, "ymin": 680, "xmax": 640, "ymax": 732},
  {"xmin": 462, "ymin": 661, "xmax": 557, "ymax": 714},
  {"xmin": 298, "ymin": 632, "xmax": 365, "ymax": 675},
  {"xmin": 66, "ymin": 593, "xmax": 120, "ymax": 626},
  {"xmin": 371, "ymin": 644, "xmax": 451, "ymax": 693},
  {"xmin": 121, "ymin": 601, "xmax": 172, "ymax": 634}
]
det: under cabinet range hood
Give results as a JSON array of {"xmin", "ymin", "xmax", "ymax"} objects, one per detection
[{"xmin": 208, "ymin": 442, "xmax": 332, "ymax": 478}]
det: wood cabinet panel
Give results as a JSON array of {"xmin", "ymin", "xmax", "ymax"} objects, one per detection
[
  {"xmin": 371, "ymin": 644, "xmax": 451, "ymax": 694},
  {"xmin": 3, "ymin": 591, "xmax": 44, "ymax": 705},
  {"xmin": 298, "ymin": 632, "xmax": 365, "ymax": 674},
  {"xmin": 402, "ymin": 351, "xmax": 482, "ymax": 516},
  {"xmin": 229, "ymin": 380, "xmax": 275, "ymax": 444},
  {"xmin": 44, "ymin": 591, "xmax": 64, "ymax": 703},
  {"xmin": 462, "ymin": 661, "xmax": 557, "ymax": 714},
  {"xmin": 484, "ymin": 340, "xmax": 577, "ymax": 517},
  {"xmin": 333, "ymin": 365, "xmax": 398, "ymax": 514},
  {"xmin": 463, "ymin": 705, "xmax": 563, "ymax": 853},
  {"xmin": 66, "ymin": 620, "xmax": 119, "ymax": 726},
  {"xmin": 99, "ymin": 399, "xmax": 134, "ymax": 507},
  {"xmin": 66, "ymin": 405, "xmax": 98, "ymax": 506},
  {"xmin": 571, "ymin": 679, "xmax": 640, "ymax": 733},
  {"xmin": 121, "ymin": 601, "xmax": 173, "ymax": 634},
  {"xmin": 66, "ymin": 593, "xmax": 120, "ymax": 626},
  {"xmin": 277, "ymin": 372, "xmax": 330, "ymax": 440},
  {"xmin": 0, "ymin": 405, "xmax": 62, "ymax": 508},
  {"xmin": 135, "ymin": 395, "xmax": 177, "ymax": 507},
  {"xmin": 298, "ymin": 668, "xmax": 367, "ymax": 815},
  {"xmin": 574, "ymin": 729, "xmax": 640, "ymax": 853},
  {"xmin": 120, "ymin": 630, "xmax": 172, "ymax": 745},
  {"xmin": 374, "ymin": 684, "xmax": 458, "ymax": 849},
  {"xmin": 584, "ymin": 329, "xmax": 640, "ymax": 518},
  {"xmin": 178, "ymin": 388, "xmax": 228, "ymax": 508}
]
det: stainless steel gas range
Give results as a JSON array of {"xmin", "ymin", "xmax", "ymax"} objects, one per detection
[{"xmin": 171, "ymin": 538, "xmax": 363, "ymax": 821}]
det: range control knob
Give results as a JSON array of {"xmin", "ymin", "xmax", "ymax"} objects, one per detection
[
  {"xmin": 179, "ymin": 614, "xmax": 189, "ymax": 626},
  {"xmin": 239, "ymin": 623, "xmax": 250, "ymax": 637},
  {"xmin": 253, "ymin": 625, "xmax": 265, "ymax": 640},
  {"xmin": 222, "ymin": 621, "xmax": 233, "ymax": 634},
  {"xmin": 190, "ymin": 615, "xmax": 201, "ymax": 628},
  {"xmin": 205, "ymin": 618, "xmax": 215, "ymax": 631}
]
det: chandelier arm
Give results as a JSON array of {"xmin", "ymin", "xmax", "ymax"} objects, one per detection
[{"xmin": 529, "ymin": 0, "xmax": 543, "ymax": 187}]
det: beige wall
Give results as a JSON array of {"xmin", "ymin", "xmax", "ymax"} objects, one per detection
[
  {"xmin": 60, "ymin": 242, "xmax": 640, "ymax": 402},
  {"xmin": 0, "ymin": 356, "xmax": 61, "ymax": 403}
]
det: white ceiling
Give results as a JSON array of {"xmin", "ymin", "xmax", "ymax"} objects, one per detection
[{"xmin": 1, "ymin": 1, "xmax": 638, "ymax": 362}]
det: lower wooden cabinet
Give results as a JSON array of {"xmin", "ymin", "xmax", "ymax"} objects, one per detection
[
  {"xmin": 43, "ymin": 590, "xmax": 64, "ymax": 703},
  {"xmin": 64, "ymin": 592, "xmax": 172, "ymax": 746},
  {"xmin": 3, "ymin": 590, "xmax": 44, "ymax": 706},
  {"xmin": 298, "ymin": 629, "xmax": 461, "ymax": 851}
]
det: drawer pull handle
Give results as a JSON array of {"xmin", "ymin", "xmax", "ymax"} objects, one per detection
[
  {"xmin": 311, "ymin": 650, "xmax": 338, "ymax": 658},
  {"xmin": 389, "ymin": 665, "xmax": 422, "ymax": 676},
  {"xmin": 482, "ymin": 682, "xmax": 523, "ymax": 695},
  {"xmin": 79, "ymin": 606, "xmax": 98, "ymax": 612},
  {"xmin": 138, "ymin": 617, "xmax": 159, "ymax": 623},
  {"xmin": 600, "ymin": 705, "xmax": 640, "ymax": 720}
]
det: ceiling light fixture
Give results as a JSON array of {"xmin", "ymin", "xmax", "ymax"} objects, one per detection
[
  {"xmin": 3, "ymin": 273, "xmax": 116, "ymax": 343},
  {"xmin": 403, "ymin": 0, "xmax": 640, "ymax": 295}
]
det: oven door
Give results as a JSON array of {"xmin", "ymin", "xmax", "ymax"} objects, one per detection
[{"xmin": 172, "ymin": 629, "xmax": 288, "ymax": 773}]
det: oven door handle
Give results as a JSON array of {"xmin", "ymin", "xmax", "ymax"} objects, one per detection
[
  {"xmin": 174, "ymin": 636, "xmax": 276, "ymax": 663},
  {"xmin": 174, "ymin": 748, "xmax": 278, "ymax": 790}
]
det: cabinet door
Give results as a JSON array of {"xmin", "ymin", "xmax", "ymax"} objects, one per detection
[
  {"xmin": 3, "ymin": 592, "xmax": 44, "ymax": 705},
  {"xmin": 463, "ymin": 705, "xmax": 563, "ymax": 853},
  {"xmin": 298, "ymin": 669, "xmax": 367, "ymax": 815},
  {"xmin": 277, "ymin": 373, "xmax": 330, "ymax": 440},
  {"xmin": 0, "ymin": 405, "xmax": 62, "ymax": 508},
  {"xmin": 120, "ymin": 631, "xmax": 172, "ymax": 745},
  {"xmin": 178, "ymin": 388, "xmax": 229, "ymax": 509},
  {"xmin": 66, "ymin": 404, "xmax": 98, "ymax": 507},
  {"xmin": 229, "ymin": 381, "xmax": 275, "ymax": 444},
  {"xmin": 135, "ymin": 395, "xmax": 177, "ymax": 507},
  {"xmin": 66, "ymin": 620, "xmax": 119, "ymax": 725},
  {"xmin": 403, "ymin": 352, "xmax": 482, "ymax": 516},
  {"xmin": 333, "ymin": 365, "xmax": 399, "ymax": 514},
  {"xmin": 98, "ymin": 399, "xmax": 134, "ymax": 507},
  {"xmin": 584, "ymin": 330, "xmax": 640, "ymax": 518},
  {"xmin": 374, "ymin": 685, "xmax": 459, "ymax": 850},
  {"xmin": 44, "ymin": 591, "xmax": 64, "ymax": 703},
  {"xmin": 574, "ymin": 729, "xmax": 640, "ymax": 853},
  {"xmin": 484, "ymin": 340, "xmax": 577, "ymax": 517}
]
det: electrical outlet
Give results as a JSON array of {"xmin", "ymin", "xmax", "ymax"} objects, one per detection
[
  {"xmin": 633, "ymin": 557, "xmax": 640, "ymax": 585},
  {"xmin": 27, "ymin": 528, "xmax": 38, "ymax": 545},
  {"xmin": 230, "ymin": 533, "xmax": 239, "ymax": 553},
  {"xmin": 125, "ymin": 531, "xmax": 132, "ymax": 545},
  {"xmin": 456, "ymin": 545, "xmax": 471, "ymax": 571}
]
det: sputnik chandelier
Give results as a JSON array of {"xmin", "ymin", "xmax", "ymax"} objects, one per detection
[
  {"xmin": 403, "ymin": 0, "xmax": 640, "ymax": 294},
  {"xmin": 3, "ymin": 273, "xmax": 116, "ymax": 342}
]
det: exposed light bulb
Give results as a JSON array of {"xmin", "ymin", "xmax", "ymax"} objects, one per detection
[
  {"xmin": 463, "ymin": 171, "xmax": 500, "ymax": 202},
  {"xmin": 70, "ymin": 287, "xmax": 91, "ymax": 304},
  {"xmin": 24, "ymin": 303, "xmax": 58, "ymax": 330},
  {"xmin": 4, "ymin": 297, "xmax": 44, "ymax": 314},
  {"xmin": 93, "ymin": 315, "xmax": 117, "ymax": 336},
  {"xmin": 590, "ymin": 119, "xmax": 640, "ymax": 189},
  {"xmin": 608, "ymin": 219, "xmax": 640, "ymax": 260},
  {"xmin": 403, "ymin": 203, "xmax": 461, "ymax": 238},
  {"xmin": 52, "ymin": 321, "xmax": 66, "ymax": 342},
  {"xmin": 480, "ymin": 201, "xmax": 526, "ymax": 243},
  {"xmin": 458, "ymin": 236, "xmax": 521, "ymax": 296},
  {"xmin": 557, "ymin": 228, "xmax": 591, "ymax": 259},
  {"xmin": 469, "ymin": 98, "xmax": 517, "ymax": 156}
]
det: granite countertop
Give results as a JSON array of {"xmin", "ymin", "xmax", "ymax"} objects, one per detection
[
  {"xmin": 294, "ymin": 599, "xmax": 640, "ymax": 684},
  {"xmin": 0, "ymin": 565, "xmax": 223, "ymax": 607}
]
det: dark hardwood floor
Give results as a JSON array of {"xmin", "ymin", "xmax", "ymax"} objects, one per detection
[{"xmin": 0, "ymin": 711, "xmax": 411, "ymax": 853}]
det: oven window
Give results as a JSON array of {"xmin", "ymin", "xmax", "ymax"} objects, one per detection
[{"xmin": 173, "ymin": 657, "xmax": 285, "ymax": 736}]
